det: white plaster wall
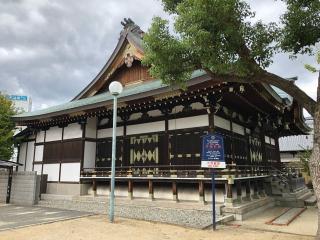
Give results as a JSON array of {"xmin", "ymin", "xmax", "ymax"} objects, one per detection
[
  {"xmin": 34, "ymin": 145, "xmax": 43, "ymax": 162},
  {"xmin": 33, "ymin": 164, "xmax": 42, "ymax": 175},
  {"xmin": 204, "ymin": 186, "xmax": 225, "ymax": 203},
  {"xmin": 148, "ymin": 109, "xmax": 162, "ymax": 117},
  {"xmin": 97, "ymin": 127, "xmax": 123, "ymax": 138},
  {"xmin": 270, "ymin": 138, "xmax": 275, "ymax": 145},
  {"xmin": 63, "ymin": 123, "xmax": 82, "ymax": 139},
  {"xmin": 178, "ymin": 185, "xmax": 199, "ymax": 201},
  {"xmin": 127, "ymin": 121, "xmax": 165, "ymax": 135},
  {"xmin": 36, "ymin": 131, "xmax": 45, "ymax": 143},
  {"xmin": 265, "ymin": 136, "xmax": 270, "ymax": 144},
  {"xmin": 132, "ymin": 185, "xmax": 149, "ymax": 198},
  {"xmin": 83, "ymin": 141, "xmax": 96, "ymax": 169},
  {"xmin": 190, "ymin": 102, "xmax": 204, "ymax": 110},
  {"xmin": 86, "ymin": 117, "xmax": 97, "ymax": 138},
  {"xmin": 43, "ymin": 164, "xmax": 60, "ymax": 181},
  {"xmin": 92, "ymin": 183, "xmax": 226, "ymax": 203},
  {"xmin": 45, "ymin": 127, "xmax": 62, "ymax": 142},
  {"xmin": 172, "ymin": 105, "xmax": 184, "ymax": 113},
  {"xmin": 214, "ymin": 115, "xmax": 230, "ymax": 130},
  {"xmin": 18, "ymin": 142, "xmax": 27, "ymax": 172},
  {"xmin": 153, "ymin": 186, "xmax": 173, "ymax": 200},
  {"xmin": 130, "ymin": 112, "xmax": 142, "ymax": 121},
  {"xmin": 169, "ymin": 115, "xmax": 208, "ymax": 130},
  {"xmin": 232, "ymin": 122, "xmax": 245, "ymax": 135},
  {"xmin": 60, "ymin": 163, "xmax": 80, "ymax": 182},
  {"xmin": 96, "ymin": 185, "xmax": 110, "ymax": 195},
  {"xmin": 25, "ymin": 141, "xmax": 35, "ymax": 171},
  {"xmin": 114, "ymin": 185, "xmax": 128, "ymax": 197}
]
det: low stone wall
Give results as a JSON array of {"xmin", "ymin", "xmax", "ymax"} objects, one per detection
[
  {"xmin": 38, "ymin": 197, "xmax": 223, "ymax": 229},
  {"xmin": 0, "ymin": 171, "xmax": 40, "ymax": 205}
]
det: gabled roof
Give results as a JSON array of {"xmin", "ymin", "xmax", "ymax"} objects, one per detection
[
  {"xmin": 12, "ymin": 19, "xmax": 309, "ymax": 136},
  {"xmin": 73, "ymin": 18, "xmax": 145, "ymax": 100}
]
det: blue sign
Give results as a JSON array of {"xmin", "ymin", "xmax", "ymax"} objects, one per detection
[
  {"xmin": 7, "ymin": 95, "xmax": 28, "ymax": 101},
  {"xmin": 201, "ymin": 134, "xmax": 225, "ymax": 168}
]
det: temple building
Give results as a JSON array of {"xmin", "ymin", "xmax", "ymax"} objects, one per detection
[{"xmin": 13, "ymin": 19, "xmax": 309, "ymax": 206}]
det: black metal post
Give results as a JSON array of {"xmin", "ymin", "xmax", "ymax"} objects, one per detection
[{"xmin": 212, "ymin": 170, "xmax": 216, "ymax": 230}]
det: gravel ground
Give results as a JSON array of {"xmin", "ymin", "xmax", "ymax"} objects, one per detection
[{"xmin": 0, "ymin": 215, "xmax": 314, "ymax": 240}]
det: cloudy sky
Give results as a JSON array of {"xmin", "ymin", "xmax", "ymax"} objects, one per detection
[{"xmin": 0, "ymin": 0, "xmax": 318, "ymax": 112}]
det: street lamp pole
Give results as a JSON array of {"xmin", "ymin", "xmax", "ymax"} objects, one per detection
[{"xmin": 108, "ymin": 81, "xmax": 123, "ymax": 223}]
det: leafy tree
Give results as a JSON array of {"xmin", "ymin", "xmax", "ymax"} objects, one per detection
[
  {"xmin": 0, "ymin": 94, "xmax": 16, "ymax": 160},
  {"xmin": 143, "ymin": 0, "xmax": 320, "ymax": 237},
  {"xmin": 298, "ymin": 148, "xmax": 312, "ymax": 176}
]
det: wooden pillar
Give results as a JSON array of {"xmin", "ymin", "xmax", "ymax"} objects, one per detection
[
  {"xmin": 164, "ymin": 116, "xmax": 169, "ymax": 166},
  {"xmin": 274, "ymin": 136, "xmax": 281, "ymax": 164},
  {"xmin": 6, "ymin": 167, "xmax": 13, "ymax": 204},
  {"xmin": 258, "ymin": 180, "xmax": 266, "ymax": 197},
  {"xmin": 199, "ymin": 181, "xmax": 205, "ymax": 203},
  {"xmin": 80, "ymin": 120, "xmax": 87, "ymax": 171},
  {"xmin": 148, "ymin": 180, "xmax": 154, "ymax": 200},
  {"xmin": 226, "ymin": 183, "xmax": 233, "ymax": 199},
  {"xmin": 225, "ymin": 176, "xmax": 235, "ymax": 206},
  {"xmin": 172, "ymin": 181, "xmax": 178, "ymax": 202},
  {"xmin": 243, "ymin": 180, "xmax": 252, "ymax": 201},
  {"xmin": 252, "ymin": 180, "xmax": 259, "ymax": 199},
  {"xmin": 236, "ymin": 181, "xmax": 242, "ymax": 203},
  {"xmin": 128, "ymin": 180, "xmax": 133, "ymax": 200},
  {"xmin": 16, "ymin": 144, "xmax": 20, "ymax": 172},
  {"xmin": 92, "ymin": 179, "xmax": 97, "ymax": 197}
]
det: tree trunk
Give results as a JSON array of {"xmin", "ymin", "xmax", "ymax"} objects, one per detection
[
  {"xmin": 309, "ymin": 106, "xmax": 320, "ymax": 240},
  {"xmin": 308, "ymin": 72, "xmax": 320, "ymax": 240}
]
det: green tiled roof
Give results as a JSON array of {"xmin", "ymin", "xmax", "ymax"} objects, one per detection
[
  {"xmin": 13, "ymin": 70, "xmax": 206, "ymax": 119},
  {"xmin": 13, "ymin": 69, "xmax": 291, "ymax": 120}
]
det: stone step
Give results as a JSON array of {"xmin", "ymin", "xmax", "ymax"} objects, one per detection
[
  {"xmin": 268, "ymin": 207, "xmax": 306, "ymax": 226},
  {"xmin": 41, "ymin": 194, "xmax": 75, "ymax": 201},
  {"xmin": 297, "ymin": 191, "xmax": 313, "ymax": 201},
  {"xmin": 304, "ymin": 195, "xmax": 317, "ymax": 206}
]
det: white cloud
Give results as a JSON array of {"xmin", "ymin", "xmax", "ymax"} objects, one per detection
[{"xmin": 0, "ymin": 0, "xmax": 317, "ymax": 115}]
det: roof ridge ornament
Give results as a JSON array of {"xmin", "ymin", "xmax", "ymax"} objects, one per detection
[
  {"xmin": 121, "ymin": 18, "xmax": 135, "ymax": 28},
  {"xmin": 120, "ymin": 18, "xmax": 144, "ymax": 37}
]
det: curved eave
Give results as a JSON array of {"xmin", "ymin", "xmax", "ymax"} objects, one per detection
[
  {"xmin": 261, "ymin": 83, "xmax": 284, "ymax": 104},
  {"xmin": 72, "ymin": 34, "xmax": 127, "ymax": 101}
]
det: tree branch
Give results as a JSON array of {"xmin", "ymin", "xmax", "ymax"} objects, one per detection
[{"xmin": 203, "ymin": 68, "xmax": 317, "ymax": 116}]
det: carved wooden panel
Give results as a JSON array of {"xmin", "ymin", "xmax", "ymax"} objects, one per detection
[
  {"xmin": 249, "ymin": 136, "xmax": 263, "ymax": 164},
  {"xmin": 129, "ymin": 134, "xmax": 159, "ymax": 166}
]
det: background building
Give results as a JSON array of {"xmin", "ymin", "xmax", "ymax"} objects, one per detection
[
  {"xmin": 5, "ymin": 94, "xmax": 32, "ymax": 163},
  {"xmin": 279, "ymin": 117, "xmax": 313, "ymax": 163},
  {"xmin": 6, "ymin": 95, "xmax": 32, "ymax": 113}
]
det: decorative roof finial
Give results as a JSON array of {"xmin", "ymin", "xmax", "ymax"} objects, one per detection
[{"xmin": 121, "ymin": 18, "xmax": 135, "ymax": 28}]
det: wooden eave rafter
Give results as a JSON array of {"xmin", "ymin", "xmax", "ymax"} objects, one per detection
[{"xmin": 25, "ymin": 81, "xmax": 285, "ymax": 130}]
